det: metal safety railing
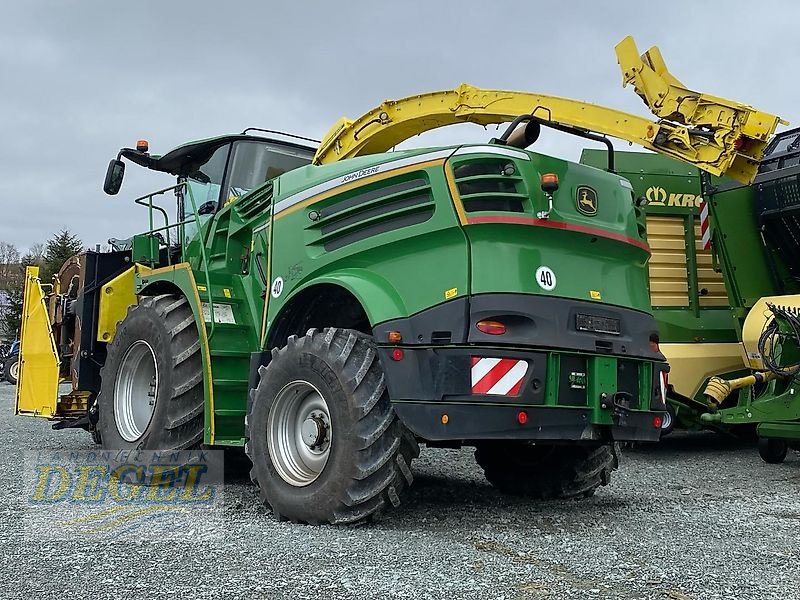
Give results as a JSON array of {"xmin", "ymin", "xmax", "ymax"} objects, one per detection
[{"xmin": 131, "ymin": 182, "xmax": 216, "ymax": 336}]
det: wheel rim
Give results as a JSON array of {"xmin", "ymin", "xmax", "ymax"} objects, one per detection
[
  {"xmin": 661, "ymin": 410, "xmax": 673, "ymax": 430},
  {"xmin": 9, "ymin": 360, "xmax": 19, "ymax": 381},
  {"xmin": 114, "ymin": 340, "xmax": 159, "ymax": 442},
  {"xmin": 267, "ymin": 380, "xmax": 332, "ymax": 487}
]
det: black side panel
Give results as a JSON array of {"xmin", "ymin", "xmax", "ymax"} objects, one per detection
[
  {"xmin": 377, "ymin": 346, "xmax": 547, "ymax": 405},
  {"xmin": 617, "ymin": 359, "xmax": 641, "ymax": 410},
  {"xmin": 373, "ymin": 297, "xmax": 469, "ymax": 345},
  {"xmin": 73, "ymin": 251, "xmax": 132, "ymax": 399}
]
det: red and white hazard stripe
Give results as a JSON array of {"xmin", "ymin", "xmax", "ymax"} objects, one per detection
[
  {"xmin": 471, "ymin": 357, "xmax": 528, "ymax": 396},
  {"xmin": 699, "ymin": 200, "xmax": 711, "ymax": 250}
]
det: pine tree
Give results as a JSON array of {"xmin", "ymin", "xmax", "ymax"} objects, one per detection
[
  {"xmin": 42, "ymin": 230, "xmax": 84, "ymax": 281},
  {"xmin": 1, "ymin": 287, "xmax": 23, "ymax": 338}
]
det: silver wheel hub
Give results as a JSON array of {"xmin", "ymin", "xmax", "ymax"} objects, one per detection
[
  {"xmin": 268, "ymin": 380, "xmax": 332, "ymax": 487},
  {"xmin": 113, "ymin": 340, "xmax": 158, "ymax": 442},
  {"xmin": 301, "ymin": 414, "xmax": 329, "ymax": 448}
]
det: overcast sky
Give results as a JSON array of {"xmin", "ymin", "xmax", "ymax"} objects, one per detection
[{"xmin": 1, "ymin": 1, "xmax": 795, "ymax": 252}]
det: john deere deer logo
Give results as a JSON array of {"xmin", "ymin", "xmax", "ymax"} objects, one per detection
[{"xmin": 576, "ymin": 186, "xmax": 598, "ymax": 216}]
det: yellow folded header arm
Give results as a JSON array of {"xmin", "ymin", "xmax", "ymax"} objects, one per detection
[{"xmin": 314, "ymin": 36, "xmax": 784, "ymax": 185}]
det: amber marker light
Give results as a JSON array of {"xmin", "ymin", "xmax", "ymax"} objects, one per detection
[
  {"xmin": 136, "ymin": 139, "xmax": 150, "ymax": 152},
  {"xmin": 540, "ymin": 173, "xmax": 559, "ymax": 193}
]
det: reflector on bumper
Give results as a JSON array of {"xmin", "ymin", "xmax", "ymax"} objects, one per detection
[{"xmin": 470, "ymin": 357, "xmax": 528, "ymax": 396}]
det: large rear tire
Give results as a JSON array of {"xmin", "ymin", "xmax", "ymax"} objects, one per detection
[
  {"xmin": 96, "ymin": 295, "xmax": 204, "ymax": 450},
  {"xmin": 246, "ymin": 328, "xmax": 419, "ymax": 525},
  {"xmin": 475, "ymin": 442, "xmax": 620, "ymax": 499}
]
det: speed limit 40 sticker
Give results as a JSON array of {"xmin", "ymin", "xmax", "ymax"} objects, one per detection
[
  {"xmin": 535, "ymin": 266, "xmax": 557, "ymax": 291},
  {"xmin": 271, "ymin": 277, "xmax": 284, "ymax": 298}
]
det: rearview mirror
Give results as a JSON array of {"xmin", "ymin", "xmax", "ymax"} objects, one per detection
[{"xmin": 103, "ymin": 159, "xmax": 125, "ymax": 195}]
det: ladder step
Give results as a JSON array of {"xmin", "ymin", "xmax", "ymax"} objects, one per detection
[
  {"xmin": 207, "ymin": 322, "xmax": 250, "ymax": 331},
  {"xmin": 198, "ymin": 293, "xmax": 244, "ymax": 304},
  {"xmin": 214, "ymin": 409, "xmax": 246, "ymax": 417},
  {"xmin": 214, "ymin": 378, "xmax": 249, "ymax": 389},
  {"xmin": 210, "ymin": 349, "xmax": 251, "ymax": 358}
]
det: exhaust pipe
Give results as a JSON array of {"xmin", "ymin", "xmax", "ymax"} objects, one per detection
[{"xmin": 505, "ymin": 120, "xmax": 541, "ymax": 149}]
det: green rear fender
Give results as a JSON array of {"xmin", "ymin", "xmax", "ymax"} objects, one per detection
[{"xmin": 270, "ymin": 268, "xmax": 407, "ymax": 331}]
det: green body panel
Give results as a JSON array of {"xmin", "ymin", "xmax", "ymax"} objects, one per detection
[
  {"xmin": 582, "ymin": 149, "xmax": 737, "ymax": 340},
  {"xmin": 268, "ymin": 155, "xmax": 469, "ymax": 326},
  {"xmin": 123, "ymin": 141, "xmax": 663, "ymax": 446},
  {"xmin": 466, "ymin": 154, "xmax": 651, "ymax": 309},
  {"xmin": 652, "ymin": 307, "xmax": 737, "ymax": 343},
  {"xmin": 706, "ymin": 184, "xmax": 799, "ymax": 318},
  {"xmin": 132, "ymin": 234, "xmax": 159, "ymax": 265}
]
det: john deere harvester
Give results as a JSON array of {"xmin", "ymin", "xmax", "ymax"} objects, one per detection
[{"xmin": 15, "ymin": 37, "xmax": 781, "ymax": 523}]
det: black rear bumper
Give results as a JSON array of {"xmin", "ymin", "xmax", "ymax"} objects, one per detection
[
  {"xmin": 393, "ymin": 402, "xmax": 662, "ymax": 443},
  {"xmin": 373, "ymin": 293, "xmax": 668, "ymax": 443}
]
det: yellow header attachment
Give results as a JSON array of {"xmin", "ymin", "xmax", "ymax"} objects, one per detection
[
  {"xmin": 615, "ymin": 36, "xmax": 785, "ymax": 183},
  {"xmin": 314, "ymin": 36, "xmax": 783, "ymax": 184}
]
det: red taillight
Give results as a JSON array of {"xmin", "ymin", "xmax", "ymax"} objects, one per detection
[
  {"xmin": 391, "ymin": 348, "xmax": 404, "ymax": 361},
  {"xmin": 517, "ymin": 410, "xmax": 528, "ymax": 425},
  {"xmin": 476, "ymin": 320, "xmax": 506, "ymax": 335},
  {"xmin": 653, "ymin": 415, "xmax": 663, "ymax": 429}
]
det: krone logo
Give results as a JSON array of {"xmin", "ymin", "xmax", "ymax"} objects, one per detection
[
  {"xmin": 576, "ymin": 186, "xmax": 598, "ymax": 216},
  {"xmin": 646, "ymin": 186, "xmax": 667, "ymax": 205}
]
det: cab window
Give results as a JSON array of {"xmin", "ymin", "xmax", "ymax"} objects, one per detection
[
  {"xmin": 186, "ymin": 143, "xmax": 230, "ymax": 207},
  {"xmin": 184, "ymin": 143, "xmax": 230, "ymax": 242},
  {"xmin": 224, "ymin": 141, "xmax": 312, "ymax": 204}
]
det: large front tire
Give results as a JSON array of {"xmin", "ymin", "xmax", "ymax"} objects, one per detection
[
  {"xmin": 475, "ymin": 442, "xmax": 620, "ymax": 499},
  {"xmin": 96, "ymin": 295, "xmax": 204, "ymax": 450},
  {"xmin": 246, "ymin": 328, "xmax": 419, "ymax": 525}
]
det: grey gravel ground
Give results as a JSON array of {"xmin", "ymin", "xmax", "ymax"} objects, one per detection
[{"xmin": 1, "ymin": 383, "xmax": 798, "ymax": 600}]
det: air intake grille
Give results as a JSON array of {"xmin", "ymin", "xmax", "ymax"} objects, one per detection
[
  {"xmin": 307, "ymin": 176, "xmax": 435, "ymax": 251},
  {"xmin": 452, "ymin": 159, "xmax": 527, "ymax": 213},
  {"xmin": 235, "ymin": 182, "xmax": 273, "ymax": 219}
]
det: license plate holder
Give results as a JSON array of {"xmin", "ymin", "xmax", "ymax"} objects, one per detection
[{"xmin": 576, "ymin": 313, "xmax": 621, "ymax": 335}]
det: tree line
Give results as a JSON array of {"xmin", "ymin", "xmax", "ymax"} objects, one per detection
[{"xmin": 0, "ymin": 230, "xmax": 85, "ymax": 339}]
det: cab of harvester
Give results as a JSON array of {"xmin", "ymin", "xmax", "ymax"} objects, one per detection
[
  {"xmin": 15, "ymin": 131, "xmax": 316, "ymax": 425},
  {"xmin": 14, "ymin": 36, "xmax": 783, "ymax": 524}
]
